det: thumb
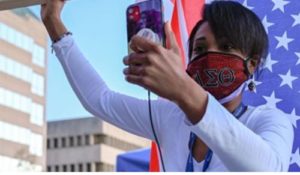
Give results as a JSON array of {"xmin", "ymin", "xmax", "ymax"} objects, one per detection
[{"xmin": 165, "ymin": 21, "xmax": 180, "ymax": 55}]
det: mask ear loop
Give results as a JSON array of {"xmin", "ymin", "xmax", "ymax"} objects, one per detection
[{"xmin": 244, "ymin": 57, "xmax": 257, "ymax": 92}]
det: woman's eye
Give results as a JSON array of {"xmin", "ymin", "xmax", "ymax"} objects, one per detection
[
  {"xmin": 221, "ymin": 44, "xmax": 234, "ymax": 52},
  {"xmin": 194, "ymin": 45, "xmax": 207, "ymax": 54}
]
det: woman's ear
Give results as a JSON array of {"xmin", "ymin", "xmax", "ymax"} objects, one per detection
[
  {"xmin": 246, "ymin": 56, "xmax": 260, "ymax": 92},
  {"xmin": 247, "ymin": 55, "xmax": 260, "ymax": 75}
]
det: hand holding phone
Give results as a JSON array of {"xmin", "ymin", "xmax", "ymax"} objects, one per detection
[{"xmin": 126, "ymin": 0, "xmax": 165, "ymax": 54}]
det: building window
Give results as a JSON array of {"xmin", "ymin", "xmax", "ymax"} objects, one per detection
[
  {"xmin": 61, "ymin": 138, "xmax": 66, "ymax": 148},
  {"xmin": 93, "ymin": 134, "xmax": 105, "ymax": 144},
  {"xmin": 70, "ymin": 164, "xmax": 75, "ymax": 172},
  {"xmin": 0, "ymin": 121, "xmax": 43, "ymax": 154},
  {"xmin": 0, "ymin": 155, "xmax": 41, "ymax": 171},
  {"xmin": 85, "ymin": 135, "xmax": 90, "ymax": 145},
  {"xmin": 0, "ymin": 53, "xmax": 32, "ymax": 83},
  {"xmin": 47, "ymin": 139, "xmax": 50, "ymax": 149},
  {"xmin": 29, "ymin": 132, "xmax": 43, "ymax": 156},
  {"xmin": 0, "ymin": 23, "xmax": 34, "ymax": 53},
  {"xmin": 30, "ymin": 102, "xmax": 44, "ymax": 126},
  {"xmin": 77, "ymin": 136, "xmax": 81, "ymax": 146},
  {"xmin": 47, "ymin": 166, "xmax": 51, "ymax": 172},
  {"xmin": 55, "ymin": 165, "xmax": 59, "ymax": 172},
  {"xmin": 95, "ymin": 162, "xmax": 102, "ymax": 172},
  {"xmin": 32, "ymin": 44, "xmax": 45, "ymax": 67},
  {"xmin": 69, "ymin": 137, "xmax": 74, "ymax": 147},
  {"xmin": 86, "ymin": 163, "xmax": 91, "ymax": 172},
  {"xmin": 0, "ymin": 87, "xmax": 31, "ymax": 114},
  {"xmin": 96, "ymin": 163, "xmax": 114, "ymax": 172},
  {"xmin": 63, "ymin": 165, "xmax": 67, "ymax": 172},
  {"xmin": 54, "ymin": 138, "xmax": 58, "ymax": 148},
  {"xmin": 31, "ymin": 72, "xmax": 45, "ymax": 96},
  {"xmin": 92, "ymin": 134, "xmax": 139, "ymax": 151},
  {"xmin": 78, "ymin": 164, "xmax": 83, "ymax": 172}
]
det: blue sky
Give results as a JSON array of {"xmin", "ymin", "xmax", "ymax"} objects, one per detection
[{"xmin": 30, "ymin": 0, "xmax": 154, "ymax": 121}]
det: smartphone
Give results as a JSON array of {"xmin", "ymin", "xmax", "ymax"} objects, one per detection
[{"xmin": 126, "ymin": 0, "xmax": 165, "ymax": 54}]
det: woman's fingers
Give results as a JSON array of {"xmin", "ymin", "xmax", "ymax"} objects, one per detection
[
  {"xmin": 123, "ymin": 65, "xmax": 145, "ymax": 76},
  {"xmin": 123, "ymin": 52, "xmax": 150, "ymax": 66},
  {"xmin": 165, "ymin": 21, "xmax": 180, "ymax": 55},
  {"xmin": 124, "ymin": 74, "xmax": 145, "ymax": 87},
  {"xmin": 122, "ymin": 24, "xmax": 184, "ymax": 96},
  {"xmin": 125, "ymin": 74, "xmax": 154, "ymax": 90},
  {"xmin": 130, "ymin": 35, "xmax": 163, "ymax": 53}
]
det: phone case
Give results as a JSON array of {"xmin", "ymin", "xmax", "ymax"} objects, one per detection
[{"xmin": 126, "ymin": 0, "xmax": 165, "ymax": 53}]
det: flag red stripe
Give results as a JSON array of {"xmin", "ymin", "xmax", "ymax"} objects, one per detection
[
  {"xmin": 149, "ymin": 0, "xmax": 204, "ymax": 172},
  {"xmin": 181, "ymin": 0, "xmax": 204, "ymax": 34},
  {"xmin": 149, "ymin": 142, "xmax": 160, "ymax": 171},
  {"xmin": 171, "ymin": 0, "xmax": 187, "ymax": 67}
]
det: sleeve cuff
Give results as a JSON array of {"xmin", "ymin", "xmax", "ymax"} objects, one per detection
[
  {"xmin": 184, "ymin": 93, "xmax": 218, "ymax": 130},
  {"xmin": 51, "ymin": 35, "xmax": 74, "ymax": 55}
]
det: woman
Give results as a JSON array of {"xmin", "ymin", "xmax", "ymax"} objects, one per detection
[{"xmin": 41, "ymin": 0, "xmax": 293, "ymax": 172}]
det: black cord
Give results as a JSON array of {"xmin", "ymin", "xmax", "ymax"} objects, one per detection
[{"xmin": 148, "ymin": 90, "xmax": 166, "ymax": 172}]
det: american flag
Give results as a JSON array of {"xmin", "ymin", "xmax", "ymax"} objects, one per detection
[
  {"xmin": 235, "ymin": 0, "xmax": 300, "ymax": 172},
  {"xmin": 150, "ymin": 0, "xmax": 300, "ymax": 172}
]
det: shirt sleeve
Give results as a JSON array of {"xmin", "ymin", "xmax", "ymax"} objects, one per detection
[
  {"xmin": 52, "ymin": 35, "xmax": 170, "ymax": 140},
  {"xmin": 188, "ymin": 94, "xmax": 294, "ymax": 172}
]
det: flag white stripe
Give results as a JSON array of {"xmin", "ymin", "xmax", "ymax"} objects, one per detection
[{"xmin": 176, "ymin": 0, "xmax": 190, "ymax": 66}]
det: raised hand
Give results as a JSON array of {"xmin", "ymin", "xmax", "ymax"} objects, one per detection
[
  {"xmin": 123, "ymin": 22, "xmax": 189, "ymax": 102},
  {"xmin": 41, "ymin": 0, "xmax": 68, "ymax": 42}
]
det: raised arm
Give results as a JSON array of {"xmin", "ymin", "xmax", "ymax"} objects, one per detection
[{"xmin": 40, "ymin": 0, "xmax": 172, "ymax": 140}]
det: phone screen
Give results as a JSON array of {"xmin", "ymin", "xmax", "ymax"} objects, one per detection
[{"xmin": 126, "ymin": 0, "xmax": 165, "ymax": 53}]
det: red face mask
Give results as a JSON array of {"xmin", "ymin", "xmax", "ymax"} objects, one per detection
[{"xmin": 186, "ymin": 52, "xmax": 250, "ymax": 101}]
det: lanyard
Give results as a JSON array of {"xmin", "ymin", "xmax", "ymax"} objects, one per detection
[{"xmin": 185, "ymin": 103, "xmax": 247, "ymax": 172}]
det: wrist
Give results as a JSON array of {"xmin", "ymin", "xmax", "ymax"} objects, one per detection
[
  {"xmin": 176, "ymin": 76, "xmax": 208, "ymax": 124},
  {"xmin": 43, "ymin": 18, "xmax": 68, "ymax": 42},
  {"xmin": 43, "ymin": 14, "xmax": 61, "ymax": 25},
  {"xmin": 174, "ymin": 74, "xmax": 194, "ymax": 105},
  {"xmin": 52, "ymin": 31, "xmax": 72, "ymax": 44}
]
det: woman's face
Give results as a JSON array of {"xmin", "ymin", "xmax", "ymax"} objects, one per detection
[
  {"xmin": 190, "ymin": 22, "xmax": 257, "ymax": 74},
  {"xmin": 190, "ymin": 22, "xmax": 246, "ymax": 61}
]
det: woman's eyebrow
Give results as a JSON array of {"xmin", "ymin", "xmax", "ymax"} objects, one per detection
[{"xmin": 195, "ymin": 37, "xmax": 206, "ymax": 43}]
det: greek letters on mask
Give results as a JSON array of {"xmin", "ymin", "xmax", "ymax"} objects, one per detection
[
  {"xmin": 186, "ymin": 52, "xmax": 249, "ymax": 100},
  {"xmin": 194, "ymin": 67, "xmax": 235, "ymax": 88}
]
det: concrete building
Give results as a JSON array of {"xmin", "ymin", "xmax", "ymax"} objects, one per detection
[
  {"xmin": 0, "ymin": 8, "xmax": 48, "ymax": 171},
  {"xmin": 47, "ymin": 117, "xmax": 151, "ymax": 172}
]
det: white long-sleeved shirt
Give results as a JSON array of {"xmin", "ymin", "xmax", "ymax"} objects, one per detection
[{"xmin": 52, "ymin": 36, "xmax": 294, "ymax": 172}]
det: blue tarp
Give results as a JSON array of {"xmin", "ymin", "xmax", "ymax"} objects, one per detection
[{"xmin": 116, "ymin": 148, "xmax": 150, "ymax": 172}]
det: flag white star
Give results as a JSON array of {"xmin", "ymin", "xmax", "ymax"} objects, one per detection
[
  {"xmin": 253, "ymin": 79, "xmax": 263, "ymax": 93},
  {"xmin": 262, "ymin": 16, "xmax": 274, "ymax": 33},
  {"xmin": 291, "ymin": 149, "xmax": 300, "ymax": 167},
  {"xmin": 263, "ymin": 92, "xmax": 282, "ymax": 108},
  {"xmin": 271, "ymin": 0, "xmax": 290, "ymax": 13},
  {"xmin": 292, "ymin": 13, "xmax": 300, "ymax": 27},
  {"xmin": 264, "ymin": 54, "xmax": 278, "ymax": 72},
  {"xmin": 288, "ymin": 109, "xmax": 300, "ymax": 128},
  {"xmin": 254, "ymin": 79, "xmax": 263, "ymax": 87},
  {"xmin": 295, "ymin": 52, "xmax": 300, "ymax": 65},
  {"xmin": 243, "ymin": 0, "xmax": 254, "ymax": 10},
  {"xmin": 275, "ymin": 32, "xmax": 294, "ymax": 50},
  {"xmin": 279, "ymin": 70, "xmax": 297, "ymax": 88}
]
